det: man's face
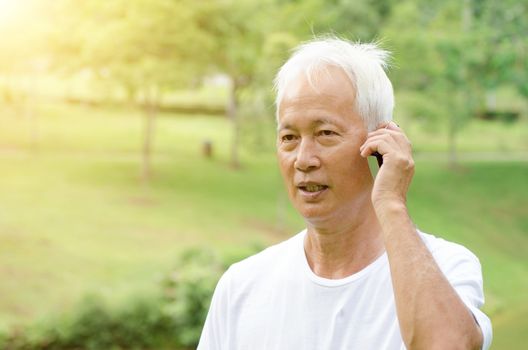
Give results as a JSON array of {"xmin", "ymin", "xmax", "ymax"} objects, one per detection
[{"xmin": 276, "ymin": 66, "xmax": 373, "ymax": 223}]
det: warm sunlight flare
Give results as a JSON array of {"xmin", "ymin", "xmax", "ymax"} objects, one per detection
[{"xmin": 0, "ymin": 0, "xmax": 20, "ymax": 24}]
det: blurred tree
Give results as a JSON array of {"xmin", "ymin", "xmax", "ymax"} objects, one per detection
[
  {"xmin": 49, "ymin": 0, "xmax": 212, "ymax": 182},
  {"xmin": 195, "ymin": 0, "xmax": 275, "ymax": 169},
  {"xmin": 469, "ymin": 0, "xmax": 528, "ymax": 105},
  {"xmin": 0, "ymin": 0, "xmax": 52, "ymax": 152},
  {"xmin": 240, "ymin": 31, "xmax": 298, "ymax": 153},
  {"xmin": 383, "ymin": 0, "xmax": 527, "ymax": 165},
  {"xmin": 268, "ymin": 0, "xmax": 393, "ymax": 43},
  {"xmin": 4, "ymin": 0, "xmax": 524, "ymax": 167}
]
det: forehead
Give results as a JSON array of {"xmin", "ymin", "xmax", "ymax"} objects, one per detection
[
  {"xmin": 278, "ymin": 66, "xmax": 359, "ymax": 126},
  {"xmin": 281, "ymin": 65, "xmax": 355, "ymax": 101}
]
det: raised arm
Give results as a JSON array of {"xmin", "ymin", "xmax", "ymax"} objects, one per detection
[{"xmin": 360, "ymin": 122, "xmax": 484, "ymax": 350}]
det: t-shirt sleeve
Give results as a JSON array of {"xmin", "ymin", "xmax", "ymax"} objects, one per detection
[
  {"xmin": 432, "ymin": 244, "xmax": 493, "ymax": 350},
  {"xmin": 197, "ymin": 267, "xmax": 231, "ymax": 350}
]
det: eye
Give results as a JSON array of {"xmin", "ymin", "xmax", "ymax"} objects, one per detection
[
  {"xmin": 281, "ymin": 134, "xmax": 298, "ymax": 142},
  {"xmin": 318, "ymin": 130, "xmax": 338, "ymax": 137}
]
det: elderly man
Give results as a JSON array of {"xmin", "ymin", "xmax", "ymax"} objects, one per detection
[{"xmin": 198, "ymin": 38, "xmax": 492, "ymax": 350}]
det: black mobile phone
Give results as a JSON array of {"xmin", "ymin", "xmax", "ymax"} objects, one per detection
[
  {"xmin": 368, "ymin": 151, "xmax": 383, "ymax": 178},
  {"xmin": 371, "ymin": 151, "xmax": 383, "ymax": 167}
]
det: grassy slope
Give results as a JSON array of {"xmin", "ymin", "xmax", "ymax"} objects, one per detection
[
  {"xmin": 0, "ymin": 102, "xmax": 526, "ymax": 348},
  {"xmin": 408, "ymin": 162, "xmax": 528, "ymax": 349}
]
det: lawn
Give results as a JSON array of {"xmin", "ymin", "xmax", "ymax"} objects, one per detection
[{"xmin": 0, "ymin": 101, "xmax": 527, "ymax": 348}]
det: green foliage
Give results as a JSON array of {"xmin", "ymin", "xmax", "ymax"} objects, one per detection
[
  {"xmin": 378, "ymin": 0, "xmax": 528, "ymax": 162},
  {"xmin": 160, "ymin": 248, "xmax": 225, "ymax": 347},
  {"xmin": 0, "ymin": 295, "xmax": 177, "ymax": 350},
  {"xmin": 2, "ymin": 0, "xmax": 526, "ymax": 168},
  {"xmin": 0, "ymin": 247, "xmax": 260, "ymax": 350}
]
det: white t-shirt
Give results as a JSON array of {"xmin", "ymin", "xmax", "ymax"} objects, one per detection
[{"xmin": 198, "ymin": 230, "xmax": 492, "ymax": 350}]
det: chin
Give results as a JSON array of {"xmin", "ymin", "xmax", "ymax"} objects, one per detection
[{"xmin": 297, "ymin": 204, "xmax": 332, "ymax": 222}]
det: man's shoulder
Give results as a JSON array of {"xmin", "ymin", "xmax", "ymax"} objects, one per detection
[
  {"xmin": 227, "ymin": 230, "xmax": 304, "ymax": 279},
  {"xmin": 418, "ymin": 229, "xmax": 481, "ymax": 270},
  {"xmin": 419, "ymin": 229, "xmax": 477, "ymax": 256}
]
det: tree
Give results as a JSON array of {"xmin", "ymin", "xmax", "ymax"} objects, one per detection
[
  {"xmin": 194, "ymin": 0, "xmax": 276, "ymax": 168},
  {"xmin": 469, "ymin": 0, "xmax": 528, "ymax": 106},
  {"xmin": 382, "ymin": 0, "xmax": 526, "ymax": 166},
  {"xmin": 0, "ymin": 0, "xmax": 53, "ymax": 152},
  {"xmin": 50, "ymin": 0, "xmax": 212, "ymax": 182}
]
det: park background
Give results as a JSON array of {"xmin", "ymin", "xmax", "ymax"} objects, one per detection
[{"xmin": 0, "ymin": 0, "xmax": 527, "ymax": 349}]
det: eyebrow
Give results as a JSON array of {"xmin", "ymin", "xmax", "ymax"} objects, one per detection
[
  {"xmin": 314, "ymin": 118, "xmax": 340, "ymax": 127},
  {"xmin": 278, "ymin": 117, "xmax": 343, "ymax": 131}
]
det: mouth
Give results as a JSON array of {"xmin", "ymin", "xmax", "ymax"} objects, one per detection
[
  {"xmin": 297, "ymin": 183, "xmax": 329, "ymax": 192},
  {"xmin": 296, "ymin": 182, "xmax": 329, "ymax": 199}
]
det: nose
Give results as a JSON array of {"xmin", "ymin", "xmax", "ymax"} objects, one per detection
[{"xmin": 294, "ymin": 138, "xmax": 320, "ymax": 172}]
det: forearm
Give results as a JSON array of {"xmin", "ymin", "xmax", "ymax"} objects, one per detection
[{"xmin": 376, "ymin": 201, "xmax": 483, "ymax": 350}]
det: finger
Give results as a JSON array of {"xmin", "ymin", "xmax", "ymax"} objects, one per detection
[
  {"xmin": 367, "ymin": 129, "xmax": 411, "ymax": 151},
  {"xmin": 367, "ymin": 129, "xmax": 401, "ymax": 139},
  {"xmin": 362, "ymin": 133, "xmax": 403, "ymax": 153},
  {"xmin": 362, "ymin": 133, "xmax": 398, "ymax": 148},
  {"xmin": 368, "ymin": 124, "xmax": 403, "ymax": 137},
  {"xmin": 371, "ymin": 120, "xmax": 398, "ymax": 131},
  {"xmin": 385, "ymin": 121, "xmax": 400, "ymax": 131},
  {"xmin": 360, "ymin": 138, "xmax": 396, "ymax": 158}
]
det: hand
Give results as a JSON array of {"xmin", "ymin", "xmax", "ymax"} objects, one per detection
[{"xmin": 359, "ymin": 122, "xmax": 415, "ymax": 210}]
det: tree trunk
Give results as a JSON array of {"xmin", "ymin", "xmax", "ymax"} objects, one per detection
[
  {"xmin": 228, "ymin": 77, "xmax": 240, "ymax": 169},
  {"xmin": 141, "ymin": 87, "xmax": 158, "ymax": 184}
]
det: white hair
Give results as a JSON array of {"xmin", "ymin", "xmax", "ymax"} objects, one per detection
[{"xmin": 273, "ymin": 37, "xmax": 394, "ymax": 131}]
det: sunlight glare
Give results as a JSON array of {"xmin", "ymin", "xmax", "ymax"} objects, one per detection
[{"xmin": 0, "ymin": 0, "xmax": 23, "ymax": 25}]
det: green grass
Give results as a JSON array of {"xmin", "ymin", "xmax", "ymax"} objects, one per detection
[
  {"xmin": 0, "ymin": 101, "xmax": 527, "ymax": 348},
  {"xmin": 407, "ymin": 162, "xmax": 528, "ymax": 349}
]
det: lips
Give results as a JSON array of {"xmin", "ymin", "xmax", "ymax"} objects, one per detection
[
  {"xmin": 297, "ymin": 182, "xmax": 328, "ymax": 192},
  {"xmin": 296, "ymin": 182, "xmax": 329, "ymax": 200}
]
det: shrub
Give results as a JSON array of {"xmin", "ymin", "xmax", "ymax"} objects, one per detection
[
  {"xmin": 161, "ymin": 248, "xmax": 225, "ymax": 348},
  {"xmin": 0, "ymin": 245, "xmax": 261, "ymax": 349}
]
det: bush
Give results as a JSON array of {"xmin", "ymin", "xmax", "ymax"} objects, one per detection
[
  {"xmin": 0, "ymin": 295, "xmax": 178, "ymax": 350},
  {"xmin": 0, "ymin": 246, "xmax": 261, "ymax": 349},
  {"xmin": 161, "ymin": 248, "xmax": 225, "ymax": 348}
]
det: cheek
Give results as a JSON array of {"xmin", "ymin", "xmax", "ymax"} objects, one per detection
[
  {"xmin": 340, "ymin": 135, "xmax": 368, "ymax": 164},
  {"xmin": 344, "ymin": 127, "xmax": 368, "ymax": 146},
  {"xmin": 328, "ymin": 148, "xmax": 369, "ymax": 184},
  {"xmin": 278, "ymin": 149, "xmax": 293, "ymax": 166},
  {"xmin": 326, "ymin": 141, "xmax": 363, "ymax": 165},
  {"xmin": 277, "ymin": 153, "xmax": 295, "ymax": 182}
]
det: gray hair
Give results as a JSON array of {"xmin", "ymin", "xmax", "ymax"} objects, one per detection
[{"xmin": 273, "ymin": 37, "xmax": 394, "ymax": 131}]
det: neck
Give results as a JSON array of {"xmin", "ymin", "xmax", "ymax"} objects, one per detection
[{"xmin": 303, "ymin": 189, "xmax": 385, "ymax": 279}]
